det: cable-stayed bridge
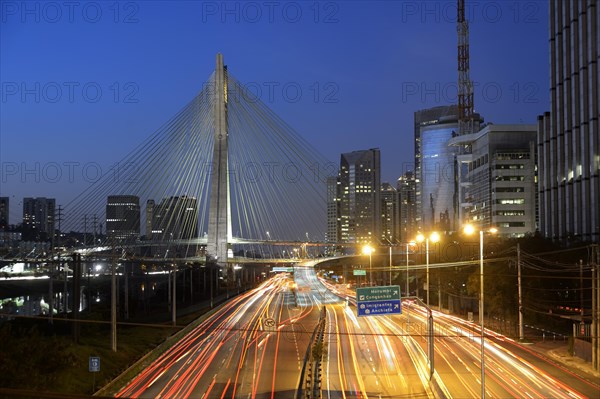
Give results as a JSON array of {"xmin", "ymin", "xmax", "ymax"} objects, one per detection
[{"xmin": 60, "ymin": 54, "xmax": 338, "ymax": 270}]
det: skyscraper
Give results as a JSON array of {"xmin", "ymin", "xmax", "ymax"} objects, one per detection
[
  {"xmin": 106, "ymin": 195, "xmax": 141, "ymax": 242},
  {"xmin": 326, "ymin": 176, "xmax": 340, "ymax": 243},
  {"xmin": 538, "ymin": 0, "xmax": 599, "ymax": 242},
  {"xmin": 145, "ymin": 199, "xmax": 155, "ymax": 240},
  {"xmin": 456, "ymin": 124, "xmax": 538, "ymax": 238},
  {"xmin": 0, "ymin": 197, "xmax": 8, "ymax": 230},
  {"xmin": 398, "ymin": 171, "xmax": 417, "ymax": 243},
  {"xmin": 415, "ymin": 106, "xmax": 460, "ymax": 232},
  {"xmin": 338, "ymin": 149, "xmax": 381, "ymax": 244},
  {"xmin": 380, "ymin": 183, "xmax": 400, "ymax": 244},
  {"xmin": 22, "ymin": 197, "xmax": 55, "ymax": 241},
  {"xmin": 416, "ymin": 105, "xmax": 484, "ymax": 232},
  {"xmin": 151, "ymin": 196, "xmax": 199, "ymax": 240}
]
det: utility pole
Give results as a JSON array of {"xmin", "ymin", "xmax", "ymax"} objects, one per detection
[
  {"xmin": 389, "ymin": 246, "xmax": 392, "ymax": 285},
  {"xmin": 48, "ymin": 204, "xmax": 55, "ymax": 324},
  {"xmin": 580, "ymin": 259, "xmax": 584, "ymax": 323},
  {"xmin": 124, "ymin": 262, "xmax": 129, "ymax": 320},
  {"xmin": 438, "ymin": 274, "xmax": 442, "ymax": 311},
  {"xmin": 56, "ymin": 205, "xmax": 67, "ymax": 314},
  {"xmin": 592, "ymin": 256, "xmax": 596, "ymax": 371},
  {"xmin": 172, "ymin": 264, "xmax": 177, "ymax": 326},
  {"xmin": 517, "ymin": 243, "xmax": 524, "ymax": 341},
  {"xmin": 592, "ymin": 244, "xmax": 599, "ymax": 371},
  {"xmin": 72, "ymin": 253, "xmax": 81, "ymax": 343},
  {"xmin": 83, "ymin": 215, "xmax": 87, "ymax": 246},
  {"xmin": 48, "ymin": 260, "xmax": 54, "ymax": 325},
  {"xmin": 211, "ymin": 265, "xmax": 215, "ymax": 308},
  {"xmin": 111, "ymin": 241, "xmax": 117, "ymax": 352},
  {"xmin": 92, "ymin": 214, "xmax": 97, "ymax": 245},
  {"xmin": 190, "ymin": 265, "xmax": 194, "ymax": 303},
  {"xmin": 56, "ymin": 205, "xmax": 64, "ymax": 250},
  {"xmin": 596, "ymin": 245, "xmax": 600, "ymax": 371}
]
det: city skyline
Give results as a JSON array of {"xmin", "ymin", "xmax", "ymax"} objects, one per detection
[
  {"xmin": 1, "ymin": 3, "xmax": 600, "ymax": 395},
  {"xmin": 1, "ymin": 1, "xmax": 549, "ymax": 221}
]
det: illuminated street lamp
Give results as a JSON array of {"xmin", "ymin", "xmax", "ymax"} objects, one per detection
[
  {"xmin": 362, "ymin": 245, "xmax": 374, "ymax": 285},
  {"xmin": 463, "ymin": 223, "xmax": 497, "ymax": 399},
  {"xmin": 415, "ymin": 232, "xmax": 440, "ymax": 306}
]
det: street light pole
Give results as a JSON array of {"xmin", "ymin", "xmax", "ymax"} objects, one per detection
[
  {"xmin": 406, "ymin": 242, "xmax": 409, "ymax": 297},
  {"xmin": 479, "ymin": 229, "xmax": 485, "ymax": 399},
  {"xmin": 426, "ymin": 238, "xmax": 430, "ymax": 306},
  {"xmin": 369, "ymin": 251, "xmax": 373, "ymax": 286},
  {"xmin": 463, "ymin": 223, "xmax": 496, "ymax": 399},
  {"xmin": 416, "ymin": 233, "xmax": 439, "ymax": 307},
  {"xmin": 389, "ymin": 246, "xmax": 392, "ymax": 285},
  {"xmin": 363, "ymin": 245, "xmax": 374, "ymax": 286}
]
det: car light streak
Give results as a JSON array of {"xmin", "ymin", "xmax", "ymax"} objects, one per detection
[{"xmin": 114, "ymin": 268, "xmax": 598, "ymax": 399}]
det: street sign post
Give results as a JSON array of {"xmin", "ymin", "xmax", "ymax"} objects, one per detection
[
  {"xmin": 353, "ymin": 269, "xmax": 366, "ymax": 276},
  {"xmin": 356, "ymin": 285, "xmax": 402, "ymax": 317},
  {"xmin": 89, "ymin": 356, "xmax": 100, "ymax": 392},
  {"xmin": 89, "ymin": 356, "xmax": 100, "ymax": 372}
]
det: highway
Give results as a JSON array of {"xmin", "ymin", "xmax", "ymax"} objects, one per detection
[
  {"xmin": 115, "ymin": 265, "xmax": 600, "ymax": 398},
  {"xmin": 320, "ymin": 277, "xmax": 600, "ymax": 399},
  {"xmin": 116, "ymin": 272, "xmax": 320, "ymax": 398},
  {"xmin": 295, "ymin": 266, "xmax": 434, "ymax": 398}
]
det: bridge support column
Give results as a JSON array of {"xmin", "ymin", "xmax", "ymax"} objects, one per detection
[{"xmin": 207, "ymin": 53, "xmax": 231, "ymax": 272}]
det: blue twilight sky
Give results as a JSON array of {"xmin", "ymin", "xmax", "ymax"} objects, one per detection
[{"xmin": 1, "ymin": 0, "xmax": 548, "ymax": 222}]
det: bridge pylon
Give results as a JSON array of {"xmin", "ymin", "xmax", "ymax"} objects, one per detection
[{"xmin": 207, "ymin": 53, "xmax": 232, "ymax": 273}]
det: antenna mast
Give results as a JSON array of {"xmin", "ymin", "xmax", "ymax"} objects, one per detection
[{"xmin": 458, "ymin": 0, "xmax": 475, "ymax": 136}]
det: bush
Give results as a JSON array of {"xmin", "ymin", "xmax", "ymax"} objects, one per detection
[{"xmin": 0, "ymin": 324, "xmax": 76, "ymax": 389}]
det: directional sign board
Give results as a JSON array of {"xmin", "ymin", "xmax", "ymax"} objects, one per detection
[
  {"xmin": 356, "ymin": 285, "xmax": 402, "ymax": 317},
  {"xmin": 272, "ymin": 267, "xmax": 294, "ymax": 273},
  {"xmin": 357, "ymin": 285, "xmax": 401, "ymax": 301},
  {"xmin": 358, "ymin": 300, "xmax": 402, "ymax": 316},
  {"xmin": 353, "ymin": 269, "xmax": 366, "ymax": 276},
  {"xmin": 89, "ymin": 356, "xmax": 100, "ymax": 372}
]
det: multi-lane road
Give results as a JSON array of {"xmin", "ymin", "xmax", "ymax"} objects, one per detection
[
  {"xmin": 115, "ymin": 264, "xmax": 600, "ymax": 398},
  {"xmin": 116, "ymin": 273, "xmax": 319, "ymax": 398}
]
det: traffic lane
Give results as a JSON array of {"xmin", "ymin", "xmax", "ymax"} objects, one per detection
[
  {"xmin": 406, "ymin": 308, "xmax": 553, "ymax": 398},
  {"xmin": 249, "ymin": 294, "xmax": 316, "ymax": 398},
  {"xmin": 430, "ymin": 310, "xmax": 596, "ymax": 398},
  {"xmin": 158, "ymin": 282, "xmax": 280, "ymax": 398},
  {"xmin": 405, "ymin": 307, "xmax": 592, "ymax": 398},
  {"xmin": 486, "ymin": 333, "xmax": 600, "ymax": 398},
  {"xmin": 318, "ymin": 281, "xmax": 595, "ymax": 398},
  {"xmin": 328, "ymin": 303, "xmax": 370, "ymax": 398},
  {"xmin": 363, "ymin": 311, "xmax": 434, "ymax": 398},
  {"xmin": 115, "ymin": 290, "xmax": 256, "ymax": 397},
  {"xmin": 115, "ymin": 276, "xmax": 287, "ymax": 398},
  {"xmin": 323, "ymin": 303, "xmax": 433, "ymax": 399}
]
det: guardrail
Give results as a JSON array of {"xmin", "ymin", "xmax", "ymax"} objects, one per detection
[{"xmin": 295, "ymin": 306, "xmax": 326, "ymax": 399}]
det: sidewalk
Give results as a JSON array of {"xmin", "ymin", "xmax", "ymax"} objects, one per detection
[{"xmin": 527, "ymin": 340, "xmax": 600, "ymax": 379}]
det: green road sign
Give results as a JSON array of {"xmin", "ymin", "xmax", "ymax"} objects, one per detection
[
  {"xmin": 357, "ymin": 285, "xmax": 401, "ymax": 302},
  {"xmin": 353, "ymin": 269, "xmax": 366, "ymax": 276},
  {"xmin": 272, "ymin": 267, "xmax": 294, "ymax": 272},
  {"xmin": 356, "ymin": 285, "xmax": 402, "ymax": 317}
]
